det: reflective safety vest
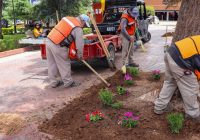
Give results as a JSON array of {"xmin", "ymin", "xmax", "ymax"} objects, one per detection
[
  {"xmin": 118, "ymin": 13, "xmax": 136, "ymax": 35},
  {"xmin": 175, "ymin": 35, "xmax": 200, "ymax": 59},
  {"xmin": 48, "ymin": 17, "xmax": 81, "ymax": 59}
]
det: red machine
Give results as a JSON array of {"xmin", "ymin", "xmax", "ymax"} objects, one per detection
[{"xmin": 40, "ymin": 34, "xmax": 121, "ymax": 64}]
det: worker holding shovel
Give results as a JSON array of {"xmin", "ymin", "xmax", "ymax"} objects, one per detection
[
  {"xmin": 46, "ymin": 14, "xmax": 90, "ymax": 88},
  {"xmin": 154, "ymin": 35, "xmax": 200, "ymax": 122},
  {"xmin": 118, "ymin": 7, "xmax": 139, "ymax": 68}
]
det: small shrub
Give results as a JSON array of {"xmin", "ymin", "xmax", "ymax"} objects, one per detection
[
  {"xmin": 85, "ymin": 111, "xmax": 104, "ymax": 122},
  {"xmin": 128, "ymin": 67, "xmax": 139, "ymax": 77},
  {"xmin": 99, "ymin": 89, "xmax": 114, "ymax": 106},
  {"xmin": 152, "ymin": 70, "xmax": 161, "ymax": 80},
  {"xmin": 118, "ymin": 112, "xmax": 140, "ymax": 128},
  {"xmin": 2, "ymin": 28, "xmax": 14, "ymax": 35},
  {"xmin": 111, "ymin": 102, "xmax": 123, "ymax": 109},
  {"xmin": 167, "ymin": 113, "xmax": 184, "ymax": 134},
  {"xmin": 124, "ymin": 80, "xmax": 134, "ymax": 85},
  {"xmin": 124, "ymin": 74, "xmax": 134, "ymax": 85},
  {"xmin": 117, "ymin": 86, "xmax": 126, "ymax": 95}
]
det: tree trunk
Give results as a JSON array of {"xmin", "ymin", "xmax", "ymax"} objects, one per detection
[
  {"xmin": 172, "ymin": 0, "xmax": 200, "ymax": 43},
  {"xmin": 0, "ymin": 0, "xmax": 3, "ymax": 39}
]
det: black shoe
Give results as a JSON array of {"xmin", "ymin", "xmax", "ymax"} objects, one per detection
[
  {"xmin": 51, "ymin": 81, "xmax": 63, "ymax": 88},
  {"xmin": 63, "ymin": 81, "xmax": 81, "ymax": 88},
  {"xmin": 128, "ymin": 63, "xmax": 139, "ymax": 67}
]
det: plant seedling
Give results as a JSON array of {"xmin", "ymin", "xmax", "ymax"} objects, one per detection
[
  {"xmin": 167, "ymin": 113, "xmax": 184, "ymax": 134},
  {"xmin": 152, "ymin": 70, "xmax": 161, "ymax": 80},
  {"xmin": 99, "ymin": 89, "xmax": 114, "ymax": 106},
  {"xmin": 124, "ymin": 80, "xmax": 134, "ymax": 85},
  {"xmin": 128, "ymin": 67, "xmax": 139, "ymax": 77},
  {"xmin": 86, "ymin": 111, "xmax": 104, "ymax": 122},
  {"xmin": 111, "ymin": 102, "xmax": 123, "ymax": 109},
  {"xmin": 117, "ymin": 86, "xmax": 126, "ymax": 95},
  {"xmin": 118, "ymin": 112, "xmax": 140, "ymax": 128}
]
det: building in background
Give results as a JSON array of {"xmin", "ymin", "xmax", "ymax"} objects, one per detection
[{"xmin": 145, "ymin": 0, "xmax": 181, "ymax": 21}]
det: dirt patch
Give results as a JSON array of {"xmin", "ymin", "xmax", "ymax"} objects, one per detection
[
  {"xmin": 39, "ymin": 71, "xmax": 200, "ymax": 140},
  {"xmin": 162, "ymin": 32, "xmax": 174, "ymax": 37},
  {"xmin": 0, "ymin": 113, "xmax": 26, "ymax": 135}
]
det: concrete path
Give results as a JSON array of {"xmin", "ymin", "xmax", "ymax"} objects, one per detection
[{"xmin": 0, "ymin": 23, "xmax": 174, "ymax": 139}]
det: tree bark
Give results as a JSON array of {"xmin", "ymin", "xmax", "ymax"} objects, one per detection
[
  {"xmin": 172, "ymin": 0, "xmax": 200, "ymax": 43},
  {"xmin": 0, "ymin": 0, "xmax": 3, "ymax": 39}
]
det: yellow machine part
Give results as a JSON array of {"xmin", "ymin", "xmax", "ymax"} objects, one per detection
[{"xmin": 101, "ymin": 0, "xmax": 105, "ymax": 14}]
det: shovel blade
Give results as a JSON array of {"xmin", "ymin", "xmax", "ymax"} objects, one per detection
[{"xmin": 121, "ymin": 65, "xmax": 126, "ymax": 74}]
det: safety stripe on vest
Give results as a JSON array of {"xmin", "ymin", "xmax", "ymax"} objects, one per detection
[
  {"xmin": 62, "ymin": 17, "xmax": 75, "ymax": 28},
  {"xmin": 189, "ymin": 37, "xmax": 199, "ymax": 54}
]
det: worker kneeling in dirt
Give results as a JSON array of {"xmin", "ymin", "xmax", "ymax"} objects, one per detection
[
  {"xmin": 46, "ymin": 14, "xmax": 90, "ymax": 88},
  {"xmin": 154, "ymin": 35, "xmax": 200, "ymax": 121},
  {"xmin": 118, "ymin": 7, "xmax": 139, "ymax": 67}
]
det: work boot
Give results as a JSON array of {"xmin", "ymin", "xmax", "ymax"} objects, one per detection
[
  {"xmin": 128, "ymin": 62, "xmax": 139, "ymax": 67},
  {"xmin": 185, "ymin": 114, "xmax": 200, "ymax": 123},
  {"xmin": 154, "ymin": 104, "xmax": 173, "ymax": 115},
  {"xmin": 51, "ymin": 81, "xmax": 63, "ymax": 88},
  {"xmin": 63, "ymin": 81, "xmax": 81, "ymax": 88}
]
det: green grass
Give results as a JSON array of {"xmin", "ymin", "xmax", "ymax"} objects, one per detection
[
  {"xmin": 0, "ymin": 34, "xmax": 25, "ymax": 52},
  {"xmin": 117, "ymin": 86, "xmax": 126, "ymax": 95},
  {"xmin": 128, "ymin": 67, "xmax": 139, "ymax": 77},
  {"xmin": 111, "ymin": 102, "xmax": 123, "ymax": 109},
  {"xmin": 167, "ymin": 113, "xmax": 184, "ymax": 134},
  {"xmin": 99, "ymin": 89, "xmax": 114, "ymax": 106}
]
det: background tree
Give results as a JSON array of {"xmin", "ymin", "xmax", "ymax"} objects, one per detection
[
  {"xmin": 32, "ymin": 0, "xmax": 92, "ymax": 22},
  {"xmin": 0, "ymin": 0, "xmax": 3, "ymax": 39}
]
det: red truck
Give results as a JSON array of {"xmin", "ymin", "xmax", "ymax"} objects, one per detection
[{"xmin": 40, "ymin": 0, "xmax": 150, "ymax": 69}]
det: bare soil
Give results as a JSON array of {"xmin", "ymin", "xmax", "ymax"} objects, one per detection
[{"xmin": 39, "ymin": 71, "xmax": 200, "ymax": 140}]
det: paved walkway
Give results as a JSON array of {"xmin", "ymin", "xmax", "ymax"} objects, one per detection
[{"xmin": 0, "ymin": 24, "xmax": 174, "ymax": 139}]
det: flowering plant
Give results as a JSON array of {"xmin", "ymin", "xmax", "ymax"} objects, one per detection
[
  {"xmin": 86, "ymin": 111, "xmax": 104, "ymax": 122},
  {"xmin": 118, "ymin": 112, "xmax": 140, "ymax": 128},
  {"xmin": 117, "ymin": 86, "xmax": 126, "ymax": 95},
  {"xmin": 124, "ymin": 74, "xmax": 134, "ymax": 85},
  {"xmin": 152, "ymin": 70, "xmax": 161, "ymax": 80}
]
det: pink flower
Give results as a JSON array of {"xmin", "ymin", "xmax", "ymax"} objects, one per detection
[
  {"xmin": 124, "ymin": 112, "xmax": 133, "ymax": 118},
  {"xmin": 153, "ymin": 70, "xmax": 161, "ymax": 75},
  {"xmin": 124, "ymin": 74, "xmax": 133, "ymax": 81}
]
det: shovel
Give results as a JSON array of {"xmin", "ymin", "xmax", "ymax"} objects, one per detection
[
  {"xmin": 89, "ymin": 14, "xmax": 116, "ymax": 71},
  {"xmin": 121, "ymin": 42, "xmax": 134, "ymax": 74}
]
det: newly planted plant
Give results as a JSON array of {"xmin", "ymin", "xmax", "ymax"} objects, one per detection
[
  {"xmin": 124, "ymin": 74, "xmax": 134, "ymax": 85},
  {"xmin": 152, "ymin": 70, "xmax": 161, "ymax": 80},
  {"xmin": 128, "ymin": 67, "xmax": 139, "ymax": 77},
  {"xmin": 117, "ymin": 86, "xmax": 126, "ymax": 95},
  {"xmin": 167, "ymin": 113, "xmax": 184, "ymax": 134},
  {"xmin": 86, "ymin": 111, "xmax": 104, "ymax": 122},
  {"xmin": 111, "ymin": 102, "xmax": 123, "ymax": 109},
  {"xmin": 99, "ymin": 89, "xmax": 114, "ymax": 106},
  {"xmin": 118, "ymin": 112, "xmax": 140, "ymax": 128}
]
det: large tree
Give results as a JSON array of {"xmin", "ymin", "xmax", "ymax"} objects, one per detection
[
  {"xmin": 170, "ymin": 0, "xmax": 200, "ymax": 43},
  {"xmin": 32, "ymin": 0, "xmax": 92, "ymax": 21}
]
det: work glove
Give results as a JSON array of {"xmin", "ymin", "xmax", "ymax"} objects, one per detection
[{"xmin": 77, "ymin": 51, "xmax": 83, "ymax": 60}]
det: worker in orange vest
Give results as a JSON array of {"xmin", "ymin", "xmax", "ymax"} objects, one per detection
[
  {"xmin": 118, "ymin": 7, "xmax": 139, "ymax": 67},
  {"xmin": 154, "ymin": 35, "xmax": 200, "ymax": 122},
  {"xmin": 46, "ymin": 14, "xmax": 90, "ymax": 88}
]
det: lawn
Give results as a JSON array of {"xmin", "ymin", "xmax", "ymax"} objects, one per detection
[{"xmin": 0, "ymin": 34, "xmax": 26, "ymax": 52}]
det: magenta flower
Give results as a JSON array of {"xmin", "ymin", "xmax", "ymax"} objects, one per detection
[
  {"xmin": 153, "ymin": 70, "xmax": 161, "ymax": 75},
  {"xmin": 124, "ymin": 74, "xmax": 133, "ymax": 81},
  {"xmin": 124, "ymin": 112, "xmax": 133, "ymax": 118}
]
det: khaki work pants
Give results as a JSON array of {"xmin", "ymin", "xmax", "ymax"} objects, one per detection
[
  {"xmin": 154, "ymin": 53, "xmax": 200, "ymax": 118},
  {"xmin": 120, "ymin": 34, "xmax": 135, "ymax": 65},
  {"xmin": 46, "ymin": 38, "xmax": 73, "ymax": 86}
]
